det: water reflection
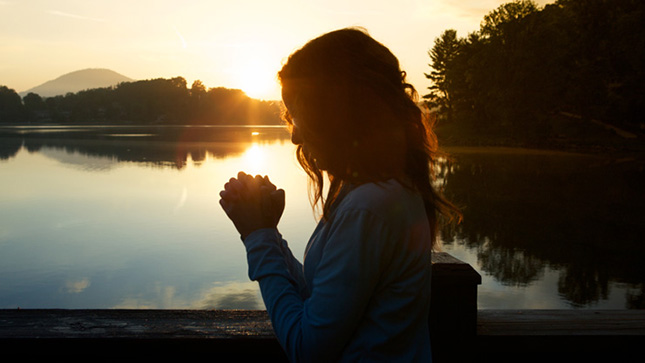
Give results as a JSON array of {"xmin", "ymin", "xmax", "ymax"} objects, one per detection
[
  {"xmin": 110, "ymin": 281, "xmax": 264, "ymax": 310},
  {"xmin": 64, "ymin": 277, "xmax": 91, "ymax": 294},
  {"xmin": 197, "ymin": 281, "xmax": 264, "ymax": 310},
  {"xmin": 1, "ymin": 127, "xmax": 644, "ymax": 309},
  {"xmin": 0, "ymin": 125, "xmax": 291, "ymax": 169},
  {"xmin": 439, "ymin": 148, "xmax": 645, "ymax": 308},
  {"xmin": 0, "ymin": 137, "xmax": 21, "ymax": 160},
  {"xmin": 0, "ymin": 125, "xmax": 308, "ymax": 310}
]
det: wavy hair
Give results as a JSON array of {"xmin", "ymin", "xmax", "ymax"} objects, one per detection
[{"xmin": 278, "ymin": 28, "xmax": 460, "ymax": 247}]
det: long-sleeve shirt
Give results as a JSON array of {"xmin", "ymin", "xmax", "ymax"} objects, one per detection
[{"xmin": 242, "ymin": 179, "xmax": 433, "ymax": 362}]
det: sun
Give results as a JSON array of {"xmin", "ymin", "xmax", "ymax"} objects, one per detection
[{"xmin": 236, "ymin": 60, "xmax": 279, "ymax": 100}]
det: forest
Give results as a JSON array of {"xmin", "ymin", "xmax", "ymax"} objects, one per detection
[
  {"xmin": 0, "ymin": 77, "xmax": 283, "ymax": 125},
  {"xmin": 425, "ymin": 0, "xmax": 644, "ymax": 149}
]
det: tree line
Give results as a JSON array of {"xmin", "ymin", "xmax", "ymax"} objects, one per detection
[
  {"xmin": 0, "ymin": 77, "xmax": 283, "ymax": 125},
  {"xmin": 3, "ymin": 0, "xmax": 643, "ymax": 138},
  {"xmin": 425, "ymin": 0, "xmax": 644, "ymax": 145}
]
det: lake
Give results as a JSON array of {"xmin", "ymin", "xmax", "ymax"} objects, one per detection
[{"xmin": 1, "ymin": 125, "xmax": 643, "ymax": 309}]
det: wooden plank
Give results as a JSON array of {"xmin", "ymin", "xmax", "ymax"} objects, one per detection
[
  {"xmin": 473, "ymin": 310, "xmax": 645, "ymax": 357},
  {"xmin": 478, "ymin": 310, "xmax": 645, "ymax": 336},
  {"xmin": 4, "ymin": 309, "xmax": 644, "ymax": 339},
  {"xmin": 0, "ymin": 309, "xmax": 275, "ymax": 339},
  {"xmin": 0, "ymin": 309, "xmax": 287, "ymax": 360},
  {"xmin": 2, "ymin": 309, "xmax": 645, "ymax": 359}
]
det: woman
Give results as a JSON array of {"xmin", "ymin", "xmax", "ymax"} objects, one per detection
[{"xmin": 219, "ymin": 28, "xmax": 460, "ymax": 362}]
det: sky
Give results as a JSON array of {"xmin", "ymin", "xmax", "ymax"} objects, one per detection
[{"xmin": 0, "ymin": 0, "xmax": 553, "ymax": 100}]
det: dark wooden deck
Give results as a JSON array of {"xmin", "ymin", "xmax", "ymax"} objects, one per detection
[
  {"xmin": 1, "ymin": 253, "xmax": 643, "ymax": 361},
  {"xmin": 2, "ymin": 309, "xmax": 644, "ymax": 361},
  {"xmin": 476, "ymin": 309, "xmax": 645, "ymax": 360}
]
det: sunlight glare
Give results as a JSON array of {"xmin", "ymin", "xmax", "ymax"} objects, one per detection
[
  {"xmin": 242, "ymin": 143, "xmax": 268, "ymax": 175},
  {"xmin": 235, "ymin": 59, "xmax": 278, "ymax": 100}
]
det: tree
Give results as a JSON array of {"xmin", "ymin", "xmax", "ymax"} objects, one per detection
[
  {"xmin": 23, "ymin": 92, "xmax": 44, "ymax": 109},
  {"xmin": 23, "ymin": 92, "xmax": 46, "ymax": 121},
  {"xmin": 189, "ymin": 80, "xmax": 208, "ymax": 123},
  {"xmin": 190, "ymin": 80, "xmax": 206, "ymax": 96},
  {"xmin": 424, "ymin": 29, "xmax": 461, "ymax": 122},
  {"xmin": 480, "ymin": 0, "xmax": 539, "ymax": 38},
  {"xmin": 6, "ymin": 77, "xmax": 283, "ymax": 126},
  {"xmin": 0, "ymin": 86, "xmax": 24, "ymax": 122},
  {"xmin": 427, "ymin": 0, "xmax": 645, "ymax": 144}
]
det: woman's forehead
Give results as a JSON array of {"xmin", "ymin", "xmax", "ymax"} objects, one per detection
[{"xmin": 281, "ymin": 96, "xmax": 302, "ymax": 121}]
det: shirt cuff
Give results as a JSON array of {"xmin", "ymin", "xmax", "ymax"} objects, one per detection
[
  {"xmin": 242, "ymin": 227, "xmax": 287, "ymax": 281},
  {"xmin": 242, "ymin": 227, "xmax": 281, "ymax": 245}
]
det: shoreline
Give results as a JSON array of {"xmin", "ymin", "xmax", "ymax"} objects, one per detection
[
  {"xmin": 438, "ymin": 135, "xmax": 645, "ymax": 159},
  {"xmin": 440, "ymin": 143, "xmax": 645, "ymax": 158},
  {"xmin": 2, "ymin": 122, "xmax": 643, "ymax": 159}
]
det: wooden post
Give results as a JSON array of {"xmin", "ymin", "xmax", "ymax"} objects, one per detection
[{"xmin": 429, "ymin": 252, "xmax": 482, "ymax": 360}]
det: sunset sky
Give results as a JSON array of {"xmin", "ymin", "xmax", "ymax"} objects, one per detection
[{"xmin": 1, "ymin": 0, "xmax": 552, "ymax": 100}]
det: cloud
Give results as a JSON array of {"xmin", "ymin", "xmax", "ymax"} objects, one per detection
[
  {"xmin": 107, "ymin": 281, "xmax": 264, "ymax": 309},
  {"xmin": 438, "ymin": 0, "xmax": 553, "ymax": 20},
  {"xmin": 173, "ymin": 26, "xmax": 188, "ymax": 49},
  {"xmin": 48, "ymin": 10, "xmax": 106, "ymax": 22},
  {"xmin": 111, "ymin": 298, "xmax": 156, "ymax": 309},
  {"xmin": 173, "ymin": 186, "xmax": 188, "ymax": 213},
  {"xmin": 111, "ymin": 285, "xmax": 178, "ymax": 309},
  {"xmin": 65, "ymin": 277, "xmax": 91, "ymax": 293},
  {"xmin": 196, "ymin": 281, "xmax": 264, "ymax": 310}
]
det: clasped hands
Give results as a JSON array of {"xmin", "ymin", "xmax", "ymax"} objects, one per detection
[{"xmin": 219, "ymin": 171, "xmax": 285, "ymax": 240}]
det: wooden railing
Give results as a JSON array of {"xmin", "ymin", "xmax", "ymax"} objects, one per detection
[{"xmin": 1, "ymin": 252, "xmax": 643, "ymax": 362}]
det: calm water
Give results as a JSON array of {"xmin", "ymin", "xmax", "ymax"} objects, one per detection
[{"xmin": 1, "ymin": 126, "xmax": 643, "ymax": 309}]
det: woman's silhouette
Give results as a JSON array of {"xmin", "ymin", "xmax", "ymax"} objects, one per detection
[{"xmin": 220, "ymin": 27, "xmax": 459, "ymax": 362}]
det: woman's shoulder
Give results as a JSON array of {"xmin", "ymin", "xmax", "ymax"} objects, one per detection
[{"xmin": 336, "ymin": 179, "xmax": 423, "ymax": 218}]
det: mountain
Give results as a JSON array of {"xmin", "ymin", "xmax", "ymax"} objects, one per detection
[{"xmin": 21, "ymin": 68, "xmax": 134, "ymax": 98}]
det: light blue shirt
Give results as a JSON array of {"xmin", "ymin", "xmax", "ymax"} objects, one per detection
[{"xmin": 243, "ymin": 179, "xmax": 432, "ymax": 362}]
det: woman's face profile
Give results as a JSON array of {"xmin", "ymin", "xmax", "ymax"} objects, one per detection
[
  {"xmin": 290, "ymin": 117, "xmax": 329, "ymax": 170},
  {"xmin": 290, "ymin": 118, "xmax": 304, "ymax": 146}
]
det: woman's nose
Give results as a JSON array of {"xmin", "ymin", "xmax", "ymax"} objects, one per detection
[{"xmin": 291, "ymin": 127, "xmax": 303, "ymax": 145}]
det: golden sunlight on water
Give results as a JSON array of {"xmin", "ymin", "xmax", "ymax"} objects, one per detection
[
  {"xmin": 242, "ymin": 143, "xmax": 268, "ymax": 174},
  {"xmin": 208, "ymin": 140, "xmax": 307, "ymax": 194}
]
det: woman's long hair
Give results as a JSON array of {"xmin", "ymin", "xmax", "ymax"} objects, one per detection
[{"xmin": 278, "ymin": 28, "xmax": 460, "ymax": 247}]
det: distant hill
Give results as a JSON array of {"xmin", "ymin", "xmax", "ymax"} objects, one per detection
[{"xmin": 21, "ymin": 68, "xmax": 134, "ymax": 98}]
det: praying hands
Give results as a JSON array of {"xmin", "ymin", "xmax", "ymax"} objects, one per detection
[{"xmin": 219, "ymin": 171, "xmax": 285, "ymax": 240}]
